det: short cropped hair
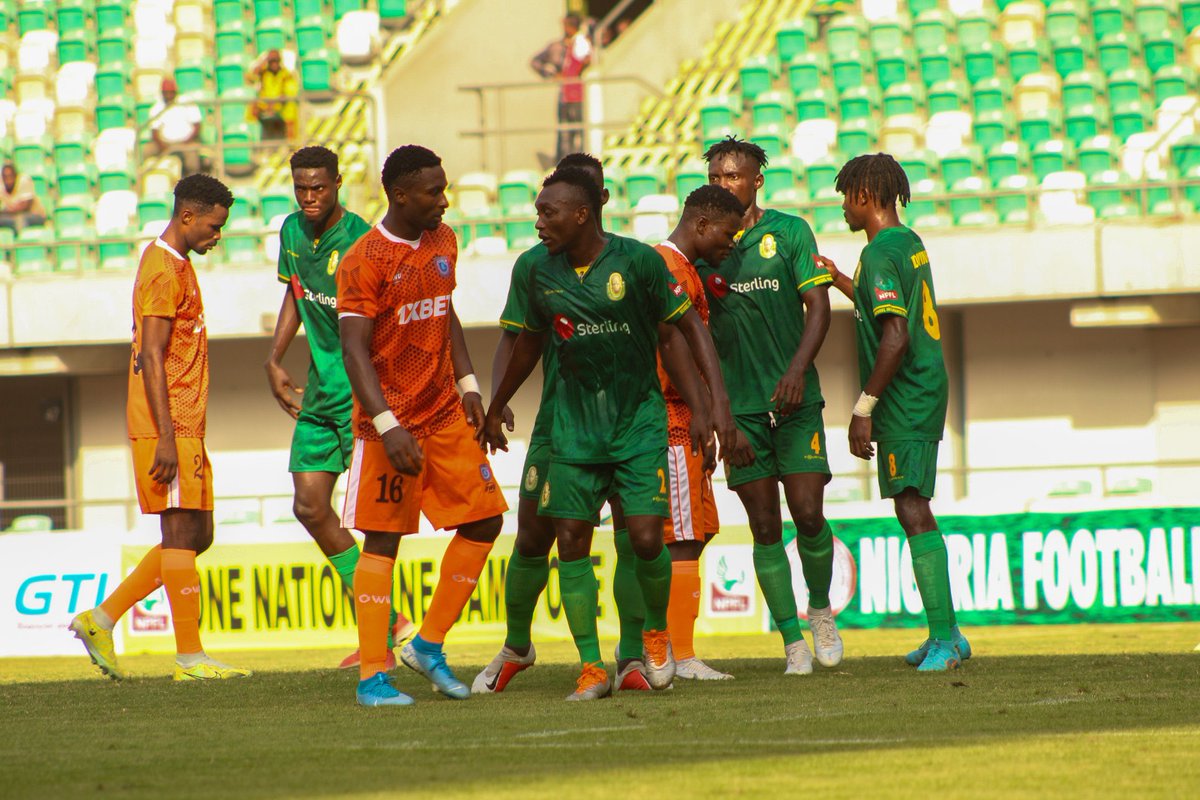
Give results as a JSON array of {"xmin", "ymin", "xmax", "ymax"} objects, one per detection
[
  {"xmin": 173, "ymin": 173, "xmax": 234, "ymax": 214},
  {"xmin": 543, "ymin": 165, "xmax": 603, "ymax": 219},
  {"xmin": 381, "ymin": 145, "xmax": 442, "ymax": 192},
  {"xmin": 290, "ymin": 146, "xmax": 339, "ymax": 176},
  {"xmin": 682, "ymin": 184, "xmax": 744, "ymax": 221}
]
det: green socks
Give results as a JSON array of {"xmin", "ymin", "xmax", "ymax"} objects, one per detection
[
  {"xmin": 794, "ymin": 520, "xmax": 834, "ymax": 610},
  {"xmin": 909, "ymin": 530, "xmax": 954, "ymax": 641},
  {"xmin": 504, "ymin": 549, "xmax": 550, "ymax": 650},
  {"xmin": 612, "ymin": 529, "xmax": 647, "ymax": 660},
  {"xmin": 753, "ymin": 540, "xmax": 803, "ymax": 645},
  {"xmin": 330, "ymin": 543, "xmax": 398, "ymax": 647},
  {"xmin": 634, "ymin": 545, "xmax": 672, "ymax": 632},
  {"xmin": 558, "ymin": 556, "xmax": 602, "ymax": 664}
]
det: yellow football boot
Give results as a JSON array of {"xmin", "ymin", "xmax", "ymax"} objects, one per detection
[{"xmin": 69, "ymin": 609, "xmax": 123, "ymax": 680}]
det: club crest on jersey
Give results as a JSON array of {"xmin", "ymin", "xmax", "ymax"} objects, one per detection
[
  {"xmin": 759, "ymin": 234, "xmax": 777, "ymax": 259},
  {"xmin": 479, "ymin": 464, "xmax": 493, "ymax": 482},
  {"xmin": 327, "ymin": 250, "xmax": 339, "ymax": 276},
  {"xmin": 606, "ymin": 271, "xmax": 625, "ymax": 301},
  {"xmin": 706, "ymin": 273, "xmax": 730, "ymax": 299},
  {"xmin": 540, "ymin": 481, "xmax": 551, "ymax": 508},
  {"xmin": 434, "ymin": 256, "xmax": 451, "ymax": 277},
  {"xmin": 553, "ymin": 314, "xmax": 575, "ymax": 340},
  {"xmin": 524, "ymin": 465, "xmax": 539, "ymax": 492}
]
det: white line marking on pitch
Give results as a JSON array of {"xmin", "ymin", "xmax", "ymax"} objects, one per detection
[{"xmin": 515, "ymin": 725, "xmax": 646, "ymax": 739}]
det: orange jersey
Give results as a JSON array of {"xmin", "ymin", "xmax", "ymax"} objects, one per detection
[
  {"xmin": 127, "ymin": 239, "xmax": 208, "ymax": 439},
  {"xmin": 337, "ymin": 223, "xmax": 461, "ymax": 441},
  {"xmin": 655, "ymin": 242, "xmax": 709, "ymax": 446}
]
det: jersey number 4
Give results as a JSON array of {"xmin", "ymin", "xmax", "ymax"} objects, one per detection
[{"xmin": 921, "ymin": 280, "xmax": 941, "ymax": 341}]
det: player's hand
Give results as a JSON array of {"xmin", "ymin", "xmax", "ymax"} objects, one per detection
[
  {"xmin": 815, "ymin": 254, "xmax": 841, "ymax": 281},
  {"xmin": 461, "ymin": 392, "xmax": 485, "ymax": 438},
  {"xmin": 688, "ymin": 408, "xmax": 715, "ymax": 461},
  {"xmin": 265, "ymin": 360, "xmax": 303, "ymax": 419},
  {"xmin": 771, "ymin": 366, "xmax": 806, "ymax": 416},
  {"xmin": 150, "ymin": 436, "xmax": 179, "ymax": 485},
  {"xmin": 719, "ymin": 426, "xmax": 755, "ymax": 468},
  {"xmin": 481, "ymin": 408, "xmax": 510, "ymax": 455},
  {"xmin": 382, "ymin": 426, "xmax": 424, "ymax": 475},
  {"xmin": 501, "ymin": 404, "xmax": 515, "ymax": 432},
  {"xmin": 849, "ymin": 414, "xmax": 875, "ymax": 460}
]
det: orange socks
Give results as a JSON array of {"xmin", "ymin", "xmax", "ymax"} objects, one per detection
[
  {"xmin": 419, "ymin": 535, "xmax": 493, "ymax": 645},
  {"xmin": 354, "ymin": 552, "xmax": 395, "ymax": 680},
  {"xmin": 666, "ymin": 559, "xmax": 701, "ymax": 660},
  {"xmin": 161, "ymin": 548, "xmax": 203, "ymax": 656},
  {"xmin": 100, "ymin": 545, "xmax": 163, "ymax": 623}
]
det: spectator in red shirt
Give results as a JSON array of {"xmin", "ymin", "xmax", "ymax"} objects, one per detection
[{"xmin": 531, "ymin": 14, "xmax": 593, "ymax": 162}]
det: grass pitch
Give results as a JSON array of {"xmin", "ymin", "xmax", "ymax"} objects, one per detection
[{"xmin": 2, "ymin": 624, "xmax": 1198, "ymax": 800}]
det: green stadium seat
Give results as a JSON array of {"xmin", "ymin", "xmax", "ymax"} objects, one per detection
[
  {"xmin": 836, "ymin": 118, "xmax": 876, "ymax": 157},
  {"xmin": 1052, "ymin": 36, "xmax": 1095, "ymax": 78},
  {"xmin": 625, "ymin": 166, "xmax": 667, "ymax": 206},
  {"xmin": 1078, "ymin": 135, "xmax": 1120, "ymax": 178},
  {"xmin": 175, "ymin": 61, "xmax": 213, "ymax": 96},
  {"xmin": 1135, "ymin": 0, "xmax": 1177, "ymax": 37},
  {"xmin": 905, "ymin": 178, "xmax": 946, "ymax": 225},
  {"xmin": 1032, "ymin": 138, "xmax": 1075, "ymax": 181},
  {"xmin": 14, "ymin": 226, "xmax": 55, "ymax": 274},
  {"xmin": 986, "ymin": 141, "xmax": 1031, "ymax": 185},
  {"xmin": 57, "ymin": 29, "xmax": 95, "ymax": 65},
  {"xmin": 216, "ymin": 22, "xmax": 250, "ymax": 61},
  {"xmin": 297, "ymin": 16, "xmax": 331, "ymax": 57},
  {"xmin": 1045, "ymin": 2, "xmax": 1085, "ymax": 43},
  {"xmin": 1153, "ymin": 64, "xmax": 1196, "ymax": 104},
  {"xmin": 948, "ymin": 176, "xmax": 989, "ymax": 222},
  {"xmin": 261, "ymin": 185, "xmax": 297, "ymax": 221},
  {"xmin": 998, "ymin": 1, "xmax": 1045, "ymax": 44},
  {"xmin": 776, "ymin": 17, "xmax": 817, "ymax": 63},
  {"xmin": 1065, "ymin": 104, "xmax": 1111, "ymax": 144},
  {"xmin": 972, "ymin": 76, "xmax": 1012, "ymax": 113},
  {"xmin": 812, "ymin": 186, "xmax": 847, "ymax": 234},
  {"xmin": 1170, "ymin": 135, "xmax": 1200, "ymax": 172},
  {"xmin": 138, "ymin": 194, "xmax": 173, "ymax": 227},
  {"xmin": 1018, "ymin": 107, "xmax": 1063, "ymax": 148},
  {"xmin": 1112, "ymin": 100, "xmax": 1153, "ymax": 138},
  {"xmin": 218, "ymin": 86, "xmax": 257, "ymax": 132},
  {"xmin": 838, "ymin": 85, "xmax": 881, "ymax": 120},
  {"xmin": 1062, "ymin": 70, "xmax": 1106, "ymax": 108},
  {"xmin": 795, "ymin": 87, "xmax": 834, "ymax": 121},
  {"xmin": 751, "ymin": 90, "xmax": 793, "ymax": 127},
  {"xmin": 1143, "ymin": 30, "xmax": 1182, "ymax": 72},
  {"xmin": 379, "ymin": 0, "xmax": 408, "ymax": 27},
  {"xmin": 56, "ymin": 0, "xmax": 92, "ymax": 34},
  {"xmin": 739, "ymin": 55, "xmax": 780, "ymax": 103},
  {"xmin": 699, "ymin": 95, "xmax": 740, "ymax": 138},
  {"xmin": 928, "ymin": 80, "xmax": 968, "ymax": 114},
  {"xmin": 1185, "ymin": 165, "xmax": 1200, "ymax": 210},
  {"xmin": 1107, "ymin": 67, "xmax": 1151, "ymax": 104},
  {"xmin": 95, "ymin": 95, "xmax": 131, "ymax": 131},
  {"xmin": 503, "ymin": 203, "xmax": 538, "ymax": 252},
  {"xmin": 957, "ymin": 9, "xmax": 998, "ymax": 50},
  {"xmin": 963, "ymin": 40, "xmax": 1001, "ymax": 85},
  {"xmin": 54, "ymin": 136, "xmax": 89, "ymax": 174},
  {"xmin": 913, "ymin": 9, "xmax": 952, "ymax": 52},
  {"xmin": 254, "ymin": 0, "xmax": 283, "ymax": 19},
  {"xmin": 255, "ymin": 17, "xmax": 292, "ymax": 54},
  {"xmin": 919, "ymin": 44, "xmax": 960, "ymax": 87},
  {"xmin": 97, "ymin": 29, "xmax": 131, "ymax": 66},
  {"xmin": 767, "ymin": 186, "xmax": 809, "ymax": 209},
  {"xmin": 899, "ymin": 151, "xmax": 937, "ymax": 183},
  {"xmin": 750, "ymin": 123, "xmax": 788, "ymax": 161},
  {"xmin": 1008, "ymin": 40, "xmax": 1048, "ymax": 81},
  {"xmin": 56, "ymin": 162, "xmax": 96, "ymax": 197},
  {"xmin": 222, "ymin": 122, "xmax": 259, "ymax": 178},
  {"xmin": 868, "ymin": 16, "xmax": 910, "ymax": 53},
  {"xmin": 940, "ymin": 146, "xmax": 983, "ymax": 186},
  {"xmin": 883, "ymin": 81, "xmax": 924, "ymax": 116},
  {"xmin": 18, "ymin": 0, "xmax": 51, "ymax": 34},
  {"xmin": 787, "ymin": 52, "xmax": 829, "ymax": 95},
  {"xmin": 98, "ymin": 166, "xmax": 134, "ymax": 193},
  {"xmin": 217, "ymin": 56, "xmax": 250, "ymax": 96},
  {"xmin": 804, "ymin": 158, "xmax": 840, "ymax": 193},
  {"xmin": 674, "ymin": 160, "xmax": 708, "ymax": 203},
  {"xmin": 973, "ymin": 109, "xmax": 1016, "ymax": 150},
  {"xmin": 55, "ymin": 228, "xmax": 93, "ymax": 271},
  {"xmin": 214, "ymin": 0, "xmax": 246, "ymax": 27},
  {"xmin": 832, "ymin": 50, "xmax": 872, "ymax": 92},
  {"xmin": 222, "ymin": 218, "xmax": 264, "ymax": 265},
  {"xmin": 333, "ymin": 0, "xmax": 365, "ymax": 20},
  {"xmin": 230, "ymin": 187, "xmax": 261, "ymax": 224},
  {"xmin": 96, "ymin": 1, "xmax": 129, "ymax": 32},
  {"xmin": 875, "ymin": 48, "xmax": 914, "ymax": 89},
  {"xmin": 827, "ymin": 14, "xmax": 868, "ymax": 52},
  {"xmin": 498, "ymin": 170, "xmax": 540, "ymax": 212},
  {"xmin": 762, "ymin": 156, "xmax": 800, "ymax": 201},
  {"xmin": 300, "ymin": 50, "xmax": 339, "ymax": 95},
  {"xmin": 1092, "ymin": 0, "xmax": 1133, "ymax": 40},
  {"xmin": 1098, "ymin": 32, "xmax": 1142, "ymax": 75},
  {"xmin": 702, "ymin": 125, "xmax": 743, "ymax": 155},
  {"xmin": 995, "ymin": 174, "xmax": 1033, "ymax": 223},
  {"xmin": 1184, "ymin": 0, "xmax": 1200, "ymax": 31},
  {"xmin": 908, "ymin": 0, "xmax": 940, "ymax": 14}
]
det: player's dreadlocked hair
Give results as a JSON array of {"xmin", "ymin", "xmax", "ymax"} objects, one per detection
[
  {"xmin": 834, "ymin": 153, "xmax": 911, "ymax": 208},
  {"xmin": 381, "ymin": 145, "xmax": 442, "ymax": 191},
  {"xmin": 682, "ymin": 184, "xmax": 744, "ymax": 220},
  {"xmin": 543, "ymin": 165, "xmax": 603, "ymax": 219},
  {"xmin": 290, "ymin": 145, "xmax": 339, "ymax": 176},
  {"xmin": 702, "ymin": 135, "xmax": 769, "ymax": 170},
  {"xmin": 173, "ymin": 173, "xmax": 233, "ymax": 214}
]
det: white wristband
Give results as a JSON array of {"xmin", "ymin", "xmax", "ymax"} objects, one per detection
[
  {"xmin": 852, "ymin": 392, "xmax": 879, "ymax": 418},
  {"xmin": 456, "ymin": 374, "xmax": 481, "ymax": 397},
  {"xmin": 372, "ymin": 410, "xmax": 400, "ymax": 436}
]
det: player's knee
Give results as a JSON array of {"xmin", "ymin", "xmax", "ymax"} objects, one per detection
[
  {"xmin": 747, "ymin": 512, "xmax": 783, "ymax": 544},
  {"xmin": 791, "ymin": 507, "xmax": 824, "ymax": 537},
  {"xmin": 627, "ymin": 529, "xmax": 664, "ymax": 560},
  {"xmin": 459, "ymin": 515, "xmax": 502, "ymax": 544},
  {"xmin": 292, "ymin": 496, "xmax": 329, "ymax": 530},
  {"xmin": 515, "ymin": 521, "xmax": 555, "ymax": 558}
]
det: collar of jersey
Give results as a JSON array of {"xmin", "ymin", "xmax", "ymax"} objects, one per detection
[
  {"xmin": 557, "ymin": 236, "xmax": 614, "ymax": 281},
  {"xmin": 154, "ymin": 238, "xmax": 188, "ymax": 262},
  {"xmin": 735, "ymin": 208, "xmax": 777, "ymax": 249},
  {"xmin": 300, "ymin": 210, "xmax": 348, "ymax": 251},
  {"xmin": 375, "ymin": 222, "xmax": 422, "ymax": 249}
]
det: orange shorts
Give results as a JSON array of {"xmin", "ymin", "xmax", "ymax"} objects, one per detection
[
  {"xmin": 131, "ymin": 437, "xmax": 213, "ymax": 514},
  {"xmin": 662, "ymin": 444, "xmax": 719, "ymax": 544},
  {"xmin": 342, "ymin": 415, "xmax": 509, "ymax": 534}
]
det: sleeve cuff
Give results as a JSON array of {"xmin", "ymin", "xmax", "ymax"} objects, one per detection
[{"xmin": 873, "ymin": 304, "xmax": 908, "ymax": 317}]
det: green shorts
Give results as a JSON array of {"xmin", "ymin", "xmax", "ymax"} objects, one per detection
[
  {"xmin": 289, "ymin": 413, "xmax": 353, "ymax": 474},
  {"xmin": 725, "ymin": 403, "xmax": 832, "ymax": 488},
  {"xmin": 539, "ymin": 449, "xmax": 669, "ymax": 521},
  {"xmin": 519, "ymin": 439, "xmax": 551, "ymax": 501},
  {"xmin": 876, "ymin": 440, "xmax": 939, "ymax": 499}
]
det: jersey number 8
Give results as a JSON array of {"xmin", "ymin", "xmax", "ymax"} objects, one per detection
[{"xmin": 921, "ymin": 280, "xmax": 941, "ymax": 341}]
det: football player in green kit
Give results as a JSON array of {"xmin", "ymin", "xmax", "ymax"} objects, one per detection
[
  {"xmin": 819, "ymin": 152, "xmax": 971, "ymax": 672},
  {"xmin": 264, "ymin": 146, "xmax": 412, "ymax": 669},
  {"xmin": 699, "ymin": 136, "xmax": 844, "ymax": 676}
]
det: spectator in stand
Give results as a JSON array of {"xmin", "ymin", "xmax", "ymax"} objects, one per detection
[
  {"xmin": 248, "ymin": 49, "xmax": 299, "ymax": 141},
  {"xmin": 531, "ymin": 14, "xmax": 592, "ymax": 163},
  {"xmin": 0, "ymin": 162, "xmax": 47, "ymax": 233},
  {"xmin": 148, "ymin": 78, "xmax": 206, "ymax": 176}
]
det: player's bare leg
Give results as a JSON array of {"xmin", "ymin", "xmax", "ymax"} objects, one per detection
[{"xmin": 782, "ymin": 473, "xmax": 842, "ymax": 667}]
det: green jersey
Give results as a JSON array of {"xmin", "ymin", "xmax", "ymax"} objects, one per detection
[
  {"xmin": 526, "ymin": 235, "xmax": 691, "ymax": 464},
  {"xmin": 499, "ymin": 244, "xmax": 557, "ymax": 446},
  {"xmin": 277, "ymin": 210, "xmax": 372, "ymax": 421},
  {"xmin": 852, "ymin": 226, "xmax": 948, "ymax": 441},
  {"xmin": 696, "ymin": 209, "xmax": 832, "ymax": 415}
]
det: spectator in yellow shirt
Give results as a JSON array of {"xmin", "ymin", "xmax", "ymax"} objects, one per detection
[{"xmin": 248, "ymin": 49, "xmax": 298, "ymax": 141}]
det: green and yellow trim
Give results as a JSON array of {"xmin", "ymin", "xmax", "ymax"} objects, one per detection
[
  {"xmin": 660, "ymin": 297, "xmax": 693, "ymax": 323},
  {"xmin": 798, "ymin": 273, "xmax": 834, "ymax": 291},
  {"xmin": 873, "ymin": 304, "xmax": 908, "ymax": 317}
]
